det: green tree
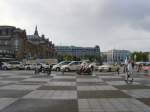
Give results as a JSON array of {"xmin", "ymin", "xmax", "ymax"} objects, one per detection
[
  {"xmin": 63, "ymin": 55, "xmax": 73, "ymax": 61},
  {"xmin": 131, "ymin": 52, "xmax": 149, "ymax": 62}
]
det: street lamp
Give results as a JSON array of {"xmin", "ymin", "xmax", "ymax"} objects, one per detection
[
  {"xmin": 134, "ymin": 54, "xmax": 137, "ymax": 62},
  {"xmin": 148, "ymin": 52, "xmax": 150, "ymax": 61}
]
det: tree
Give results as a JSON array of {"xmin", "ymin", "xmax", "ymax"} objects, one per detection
[
  {"xmin": 131, "ymin": 52, "xmax": 149, "ymax": 62},
  {"xmin": 63, "ymin": 55, "xmax": 73, "ymax": 61}
]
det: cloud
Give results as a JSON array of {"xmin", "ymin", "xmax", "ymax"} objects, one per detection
[{"xmin": 0, "ymin": 0, "xmax": 150, "ymax": 51}]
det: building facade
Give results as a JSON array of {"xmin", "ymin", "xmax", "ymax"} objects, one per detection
[
  {"xmin": 103, "ymin": 49, "xmax": 130, "ymax": 63},
  {"xmin": 27, "ymin": 26, "xmax": 55, "ymax": 59},
  {"xmin": 0, "ymin": 25, "xmax": 55, "ymax": 61},
  {"xmin": 56, "ymin": 45, "xmax": 100, "ymax": 58},
  {"xmin": 0, "ymin": 26, "xmax": 27, "ymax": 60}
]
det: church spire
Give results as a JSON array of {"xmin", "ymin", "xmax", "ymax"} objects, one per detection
[{"xmin": 34, "ymin": 25, "xmax": 39, "ymax": 36}]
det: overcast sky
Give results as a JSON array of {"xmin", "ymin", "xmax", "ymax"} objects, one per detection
[{"xmin": 0, "ymin": 0, "xmax": 150, "ymax": 52}]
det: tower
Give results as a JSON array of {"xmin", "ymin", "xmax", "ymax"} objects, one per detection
[{"xmin": 34, "ymin": 25, "xmax": 39, "ymax": 36}]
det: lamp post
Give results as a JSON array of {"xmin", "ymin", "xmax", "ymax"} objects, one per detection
[
  {"xmin": 134, "ymin": 54, "xmax": 137, "ymax": 62},
  {"xmin": 148, "ymin": 52, "xmax": 150, "ymax": 61}
]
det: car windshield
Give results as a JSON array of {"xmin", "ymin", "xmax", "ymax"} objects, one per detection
[
  {"xmin": 59, "ymin": 61, "xmax": 70, "ymax": 65},
  {"xmin": 69, "ymin": 61, "xmax": 81, "ymax": 65},
  {"xmin": 9, "ymin": 62, "xmax": 20, "ymax": 64}
]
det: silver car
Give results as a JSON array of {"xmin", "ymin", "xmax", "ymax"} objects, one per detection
[{"xmin": 52, "ymin": 61, "xmax": 71, "ymax": 71}]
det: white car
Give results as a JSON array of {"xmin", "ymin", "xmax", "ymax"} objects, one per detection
[
  {"xmin": 2, "ymin": 61, "xmax": 24, "ymax": 70},
  {"xmin": 52, "ymin": 61, "xmax": 71, "ymax": 71},
  {"xmin": 1, "ymin": 62, "xmax": 12, "ymax": 70},
  {"xmin": 89, "ymin": 62, "xmax": 99, "ymax": 71},
  {"xmin": 8, "ymin": 61, "xmax": 25, "ymax": 70},
  {"xmin": 24, "ymin": 64, "xmax": 36, "ymax": 70},
  {"xmin": 40, "ymin": 63, "xmax": 49, "ymax": 69},
  {"xmin": 98, "ymin": 64, "xmax": 120, "ymax": 72},
  {"xmin": 61, "ymin": 61, "xmax": 82, "ymax": 72}
]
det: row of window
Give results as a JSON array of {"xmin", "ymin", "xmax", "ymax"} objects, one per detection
[
  {"xmin": 0, "ymin": 50, "xmax": 15, "ymax": 54},
  {"xmin": 0, "ymin": 40, "xmax": 10, "ymax": 45},
  {"xmin": 0, "ymin": 29, "xmax": 13, "ymax": 36},
  {"xmin": 57, "ymin": 48, "xmax": 99, "ymax": 51}
]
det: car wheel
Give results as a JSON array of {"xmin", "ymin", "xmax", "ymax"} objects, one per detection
[
  {"xmin": 3, "ymin": 67, "xmax": 8, "ymax": 70},
  {"xmin": 99, "ymin": 69, "xmax": 102, "ymax": 72},
  {"xmin": 56, "ymin": 67, "xmax": 60, "ymax": 71},
  {"xmin": 65, "ymin": 68, "xmax": 70, "ymax": 72}
]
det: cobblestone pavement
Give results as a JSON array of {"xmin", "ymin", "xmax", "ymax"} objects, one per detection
[{"xmin": 0, "ymin": 70, "xmax": 150, "ymax": 112}]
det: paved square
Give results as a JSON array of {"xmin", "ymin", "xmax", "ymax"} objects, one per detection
[
  {"xmin": 122, "ymin": 89, "xmax": 150, "ymax": 98},
  {"xmin": 0, "ymin": 84, "xmax": 41, "ymax": 90},
  {"xmin": 1, "ymin": 99, "xmax": 78, "ymax": 112},
  {"xmin": 23, "ymin": 90, "xmax": 77, "ymax": 99},
  {"xmin": 0, "ymin": 70, "xmax": 150, "ymax": 112},
  {"xmin": 78, "ymin": 98, "xmax": 150, "ymax": 112},
  {"xmin": 0, "ymin": 98, "xmax": 18, "ymax": 110},
  {"xmin": 77, "ymin": 85, "xmax": 118, "ymax": 91}
]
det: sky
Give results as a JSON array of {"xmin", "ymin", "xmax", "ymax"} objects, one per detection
[{"xmin": 0, "ymin": 0, "xmax": 150, "ymax": 52}]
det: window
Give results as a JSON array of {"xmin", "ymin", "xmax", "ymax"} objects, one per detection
[
  {"xmin": 4, "ymin": 41, "xmax": 8, "ymax": 45},
  {"xmin": 14, "ymin": 39, "xmax": 19, "ymax": 49}
]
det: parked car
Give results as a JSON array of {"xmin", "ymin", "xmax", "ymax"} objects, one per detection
[
  {"xmin": 25, "ymin": 63, "xmax": 50, "ymax": 70},
  {"xmin": 40, "ymin": 63, "xmax": 49, "ymax": 69},
  {"xmin": 61, "ymin": 61, "xmax": 82, "ymax": 72},
  {"xmin": 1, "ymin": 62, "xmax": 12, "ymax": 70},
  {"xmin": 98, "ymin": 64, "xmax": 120, "ymax": 72},
  {"xmin": 8, "ymin": 61, "xmax": 25, "ymax": 70},
  {"xmin": 24, "ymin": 64, "xmax": 36, "ymax": 70},
  {"xmin": 52, "ymin": 61, "xmax": 71, "ymax": 71},
  {"xmin": 89, "ymin": 62, "xmax": 99, "ymax": 71},
  {"xmin": 142, "ymin": 62, "xmax": 150, "ymax": 72}
]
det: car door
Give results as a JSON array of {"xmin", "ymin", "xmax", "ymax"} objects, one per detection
[
  {"xmin": 69, "ymin": 62, "xmax": 77, "ymax": 71},
  {"xmin": 73, "ymin": 61, "xmax": 82, "ymax": 70},
  {"xmin": 76, "ymin": 62, "xmax": 82, "ymax": 70}
]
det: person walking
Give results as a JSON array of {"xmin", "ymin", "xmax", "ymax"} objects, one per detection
[
  {"xmin": 116, "ymin": 65, "xmax": 120, "ymax": 76},
  {"xmin": 0, "ymin": 61, "xmax": 2, "ymax": 70},
  {"xmin": 125, "ymin": 60, "xmax": 134, "ymax": 83},
  {"xmin": 124, "ymin": 58, "xmax": 128, "ymax": 73},
  {"xmin": 34, "ymin": 64, "xmax": 40, "ymax": 75},
  {"xmin": 47, "ymin": 64, "xmax": 52, "ymax": 76}
]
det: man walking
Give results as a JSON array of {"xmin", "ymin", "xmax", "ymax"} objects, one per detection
[
  {"xmin": 0, "ymin": 61, "xmax": 2, "ymax": 70},
  {"xmin": 125, "ymin": 60, "xmax": 133, "ymax": 83},
  {"xmin": 47, "ymin": 64, "xmax": 52, "ymax": 76}
]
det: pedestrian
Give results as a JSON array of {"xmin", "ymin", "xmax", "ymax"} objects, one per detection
[
  {"xmin": 131, "ymin": 61, "xmax": 135, "ymax": 69},
  {"xmin": 124, "ymin": 58, "xmax": 128, "ymax": 73},
  {"xmin": 125, "ymin": 60, "xmax": 133, "ymax": 83},
  {"xmin": 34, "ymin": 64, "xmax": 40, "ymax": 75},
  {"xmin": 137, "ymin": 64, "xmax": 142, "ymax": 72},
  {"xmin": 116, "ymin": 65, "xmax": 120, "ymax": 75},
  {"xmin": 47, "ymin": 64, "xmax": 52, "ymax": 76},
  {"xmin": 0, "ymin": 61, "xmax": 2, "ymax": 70}
]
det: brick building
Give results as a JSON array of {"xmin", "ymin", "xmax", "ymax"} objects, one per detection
[
  {"xmin": 27, "ymin": 26, "xmax": 55, "ymax": 59},
  {"xmin": 0, "ymin": 25, "xmax": 55, "ymax": 61}
]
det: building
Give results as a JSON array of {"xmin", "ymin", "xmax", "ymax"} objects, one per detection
[
  {"xmin": 56, "ymin": 45, "xmax": 100, "ymax": 58},
  {"xmin": 27, "ymin": 26, "xmax": 55, "ymax": 59},
  {"xmin": 0, "ymin": 25, "xmax": 55, "ymax": 61},
  {"xmin": 103, "ymin": 49, "xmax": 130, "ymax": 63},
  {"xmin": 0, "ymin": 26, "xmax": 27, "ymax": 61}
]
